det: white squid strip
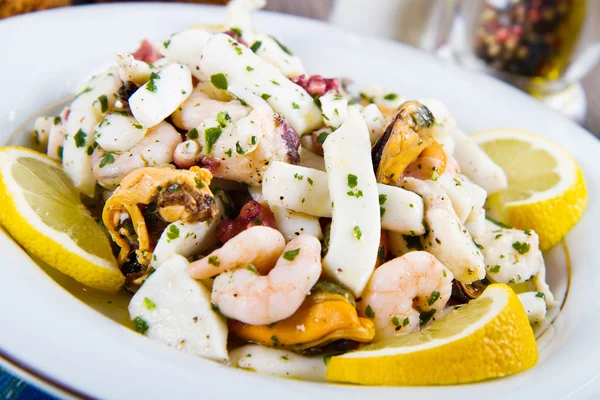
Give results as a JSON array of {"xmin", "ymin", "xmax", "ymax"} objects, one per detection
[
  {"xmin": 299, "ymin": 148, "xmax": 325, "ymax": 171},
  {"xmin": 251, "ymin": 33, "xmax": 305, "ymax": 77},
  {"xmin": 129, "ymin": 255, "xmax": 229, "ymax": 362},
  {"xmin": 152, "ymin": 198, "xmax": 225, "ymax": 268},
  {"xmin": 438, "ymin": 174, "xmax": 486, "ymax": 224},
  {"xmin": 262, "ymin": 162, "xmax": 424, "ymax": 235},
  {"xmin": 115, "ymin": 53, "xmax": 156, "ymax": 86},
  {"xmin": 451, "ymin": 130, "xmax": 508, "ymax": 194},
  {"xmin": 360, "ymin": 103, "xmax": 386, "ymax": 145},
  {"xmin": 322, "ymin": 108, "xmax": 380, "ymax": 297},
  {"xmin": 159, "ymin": 29, "xmax": 213, "ymax": 79},
  {"xmin": 320, "ymin": 92, "xmax": 348, "ymax": 129},
  {"xmin": 198, "ymin": 33, "xmax": 322, "ymax": 135},
  {"xmin": 63, "ymin": 70, "xmax": 122, "ymax": 196},
  {"xmin": 229, "ymin": 344, "xmax": 326, "ymax": 382},
  {"xmin": 129, "ymin": 63, "xmax": 193, "ymax": 129},
  {"xmin": 33, "ymin": 116, "xmax": 52, "ymax": 149},
  {"xmin": 95, "ymin": 112, "xmax": 147, "ymax": 152},
  {"xmin": 270, "ymin": 205, "xmax": 323, "ymax": 242},
  {"xmin": 517, "ymin": 292, "xmax": 547, "ymax": 324},
  {"xmin": 262, "ymin": 162, "xmax": 332, "ymax": 217}
]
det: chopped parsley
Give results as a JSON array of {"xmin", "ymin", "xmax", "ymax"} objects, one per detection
[
  {"xmin": 73, "ymin": 129, "xmax": 86, "ymax": 148},
  {"xmin": 166, "ymin": 224, "xmax": 180, "ymax": 240},
  {"xmin": 210, "ymin": 73, "xmax": 228, "ymax": 90},
  {"xmin": 271, "ymin": 80, "xmax": 280, "ymax": 86},
  {"xmin": 133, "ymin": 316, "xmax": 149, "ymax": 334},
  {"xmin": 292, "ymin": 102, "xmax": 300, "ymax": 109},
  {"xmin": 353, "ymin": 226, "xmax": 362, "ymax": 240},
  {"xmin": 489, "ymin": 265, "xmax": 501, "ymax": 273},
  {"xmin": 235, "ymin": 141, "xmax": 245, "ymax": 155},
  {"xmin": 225, "ymin": 148, "xmax": 233, "ymax": 158},
  {"xmin": 145, "ymin": 72, "xmax": 161, "ymax": 92},
  {"xmin": 53, "ymin": 116, "xmax": 61, "ymax": 125},
  {"xmin": 271, "ymin": 335, "xmax": 279, "ymax": 346},
  {"xmin": 307, "ymin": 177, "xmax": 314, "ymax": 185},
  {"xmin": 86, "ymin": 146, "xmax": 94, "ymax": 156},
  {"xmin": 512, "ymin": 241, "xmax": 531, "ymax": 255},
  {"xmin": 246, "ymin": 265, "xmax": 258, "ymax": 274},
  {"xmin": 217, "ymin": 111, "xmax": 231, "ymax": 127},
  {"xmin": 392, "ymin": 316, "xmax": 400, "ymax": 326},
  {"xmin": 316, "ymin": 131, "xmax": 330, "ymax": 144},
  {"xmin": 377, "ymin": 244, "xmax": 385, "ymax": 262},
  {"xmin": 419, "ymin": 309, "xmax": 436, "ymax": 325},
  {"xmin": 57, "ymin": 146, "xmax": 64, "ymax": 160},
  {"xmin": 163, "ymin": 39, "xmax": 171, "ymax": 48},
  {"xmin": 208, "ymin": 256, "xmax": 220, "ymax": 267},
  {"xmin": 347, "ymin": 174, "xmax": 358, "ymax": 188},
  {"xmin": 270, "ymin": 35, "xmax": 293, "ymax": 55},
  {"xmin": 428, "ymin": 291, "xmax": 440, "ymax": 306},
  {"xmin": 97, "ymin": 95, "xmax": 108, "ymax": 113},
  {"xmin": 379, "ymin": 194, "xmax": 387, "ymax": 205},
  {"xmin": 246, "ymin": 66, "xmax": 254, "ymax": 72},
  {"xmin": 403, "ymin": 317, "xmax": 410, "ymax": 327},
  {"xmin": 204, "ymin": 126, "xmax": 223, "ymax": 153},
  {"xmin": 194, "ymin": 177, "xmax": 205, "ymax": 189},
  {"xmin": 283, "ymin": 248, "xmax": 301, "ymax": 261},
  {"xmin": 250, "ymin": 41, "xmax": 262, "ymax": 53},
  {"xmin": 403, "ymin": 235, "xmax": 424, "ymax": 251},
  {"xmin": 383, "ymin": 93, "xmax": 398, "ymax": 101},
  {"xmin": 454, "ymin": 178, "xmax": 462, "ymax": 186},
  {"xmin": 495, "ymin": 234, "xmax": 503, "ymax": 239},
  {"xmin": 536, "ymin": 292, "xmax": 545, "ymax": 298},
  {"xmin": 234, "ymin": 45, "xmax": 243, "ymax": 55},
  {"xmin": 251, "ymin": 136, "xmax": 257, "ymax": 145},
  {"xmin": 365, "ymin": 305, "xmax": 375, "ymax": 318},
  {"xmin": 143, "ymin": 297, "xmax": 156, "ymax": 310},
  {"xmin": 261, "ymin": 93, "xmax": 271, "ymax": 100},
  {"xmin": 294, "ymin": 173, "xmax": 303, "ymax": 180},
  {"xmin": 187, "ymin": 128, "xmax": 199, "ymax": 140}
]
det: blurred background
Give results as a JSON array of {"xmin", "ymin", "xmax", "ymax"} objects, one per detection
[{"xmin": 1, "ymin": 0, "xmax": 599, "ymax": 137}]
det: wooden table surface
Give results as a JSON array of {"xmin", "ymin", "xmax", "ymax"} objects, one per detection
[{"xmin": 265, "ymin": 0, "xmax": 600, "ymax": 139}]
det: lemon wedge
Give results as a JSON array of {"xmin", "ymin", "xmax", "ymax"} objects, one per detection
[
  {"xmin": 472, "ymin": 129, "xmax": 587, "ymax": 251},
  {"xmin": 0, "ymin": 147, "xmax": 123, "ymax": 292},
  {"xmin": 326, "ymin": 284, "xmax": 537, "ymax": 386}
]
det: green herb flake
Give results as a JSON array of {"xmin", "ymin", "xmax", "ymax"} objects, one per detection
[
  {"xmin": 210, "ymin": 73, "xmax": 228, "ymax": 90},
  {"xmin": 292, "ymin": 102, "xmax": 300, "ymax": 110},
  {"xmin": 271, "ymin": 80, "xmax": 280, "ymax": 86},
  {"xmin": 383, "ymin": 93, "xmax": 398, "ymax": 101},
  {"xmin": 253, "ymin": 217, "xmax": 263, "ymax": 226},
  {"xmin": 261, "ymin": 93, "xmax": 271, "ymax": 100},
  {"xmin": 281, "ymin": 355, "xmax": 289, "ymax": 361},
  {"xmin": 380, "ymin": 207, "xmax": 386, "ymax": 217},
  {"xmin": 98, "ymin": 95, "xmax": 108, "ymax": 113},
  {"xmin": 283, "ymin": 248, "xmax": 301, "ymax": 261},
  {"xmin": 379, "ymin": 194, "xmax": 387, "ymax": 205},
  {"xmin": 536, "ymin": 292, "xmax": 545, "ymax": 298},
  {"xmin": 225, "ymin": 148, "xmax": 233, "ymax": 158},
  {"xmin": 431, "ymin": 170, "xmax": 439, "ymax": 181},
  {"xmin": 454, "ymin": 178, "xmax": 462, "ymax": 186},
  {"xmin": 53, "ymin": 116, "xmax": 61, "ymax": 125},
  {"xmin": 419, "ymin": 309, "xmax": 436, "ymax": 325},
  {"xmin": 246, "ymin": 265, "xmax": 258, "ymax": 274},
  {"xmin": 143, "ymin": 297, "xmax": 156, "ymax": 310},
  {"xmin": 271, "ymin": 335, "xmax": 279, "ymax": 346},
  {"xmin": 365, "ymin": 305, "xmax": 376, "ymax": 318},
  {"xmin": 353, "ymin": 226, "xmax": 362, "ymax": 240},
  {"xmin": 251, "ymin": 136, "xmax": 257, "ymax": 145},
  {"xmin": 391, "ymin": 316, "xmax": 400, "ymax": 326},
  {"xmin": 270, "ymin": 35, "xmax": 293, "ymax": 55},
  {"xmin": 403, "ymin": 317, "xmax": 410, "ymax": 327},
  {"xmin": 316, "ymin": 131, "xmax": 330, "ymax": 144},
  {"xmin": 489, "ymin": 265, "xmax": 501, "ymax": 273},
  {"xmin": 250, "ymin": 41, "xmax": 262, "ymax": 53},
  {"xmin": 307, "ymin": 177, "xmax": 314, "ymax": 185},
  {"xmin": 294, "ymin": 173, "xmax": 303, "ymax": 181},
  {"xmin": 234, "ymin": 45, "xmax": 243, "ymax": 55},
  {"xmin": 74, "ymin": 129, "xmax": 87, "ymax": 148},
  {"xmin": 512, "ymin": 241, "xmax": 531, "ymax": 255},
  {"xmin": 246, "ymin": 66, "xmax": 254, "ymax": 72},
  {"xmin": 428, "ymin": 291, "xmax": 440, "ymax": 306},
  {"xmin": 163, "ymin": 39, "xmax": 171, "ymax": 48},
  {"xmin": 194, "ymin": 177, "xmax": 206, "ymax": 189},
  {"xmin": 204, "ymin": 126, "xmax": 223, "ymax": 153},
  {"xmin": 347, "ymin": 174, "xmax": 358, "ymax": 188},
  {"xmin": 166, "ymin": 224, "xmax": 180, "ymax": 240},
  {"xmin": 235, "ymin": 141, "xmax": 245, "ymax": 155},
  {"xmin": 133, "ymin": 316, "xmax": 149, "ymax": 334},
  {"xmin": 208, "ymin": 256, "xmax": 220, "ymax": 267},
  {"xmin": 86, "ymin": 145, "xmax": 94, "ymax": 156},
  {"xmin": 377, "ymin": 244, "xmax": 385, "ymax": 262},
  {"xmin": 145, "ymin": 72, "xmax": 161, "ymax": 92},
  {"xmin": 57, "ymin": 146, "xmax": 64, "ymax": 160},
  {"xmin": 187, "ymin": 128, "xmax": 199, "ymax": 140},
  {"xmin": 217, "ymin": 111, "xmax": 231, "ymax": 128},
  {"xmin": 403, "ymin": 235, "xmax": 424, "ymax": 251}
]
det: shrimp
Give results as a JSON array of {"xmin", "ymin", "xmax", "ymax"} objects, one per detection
[
  {"xmin": 359, "ymin": 251, "xmax": 454, "ymax": 341},
  {"xmin": 187, "ymin": 226, "xmax": 286, "ymax": 279},
  {"xmin": 210, "ymin": 234, "xmax": 322, "ymax": 325},
  {"xmin": 92, "ymin": 121, "xmax": 182, "ymax": 188},
  {"xmin": 401, "ymin": 177, "xmax": 486, "ymax": 284}
]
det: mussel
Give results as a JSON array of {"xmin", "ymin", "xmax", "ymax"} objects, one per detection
[
  {"xmin": 103, "ymin": 166, "xmax": 216, "ymax": 269},
  {"xmin": 228, "ymin": 280, "xmax": 375, "ymax": 353},
  {"xmin": 451, "ymin": 279, "xmax": 488, "ymax": 304},
  {"xmin": 371, "ymin": 101, "xmax": 436, "ymax": 184}
]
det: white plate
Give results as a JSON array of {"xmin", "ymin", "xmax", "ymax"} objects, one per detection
[{"xmin": 0, "ymin": 3, "xmax": 599, "ymax": 399}]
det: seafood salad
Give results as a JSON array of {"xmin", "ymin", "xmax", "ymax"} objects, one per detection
[{"xmin": 4, "ymin": 0, "xmax": 587, "ymax": 387}]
